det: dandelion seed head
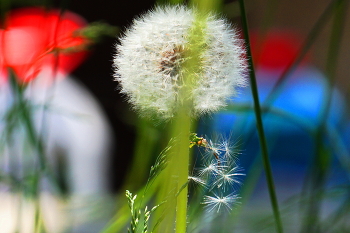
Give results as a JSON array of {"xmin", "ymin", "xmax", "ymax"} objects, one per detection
[{"xmin": 114, "ymin": 6, "xmax": 247, "ymax": 119}]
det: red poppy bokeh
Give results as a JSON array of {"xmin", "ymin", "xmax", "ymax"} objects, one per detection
[{"xmin": 0, "ymin": 7, "xmax": 89, "ymax": 84}]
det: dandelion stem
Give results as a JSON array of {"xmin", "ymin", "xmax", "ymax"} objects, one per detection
[
  {"xmin": 155, "ymin": 107, "xmax": 191, "ymax": 233},
  {"xmin": 172, "ymin": 107, "xmax": 191, "ymax": 233},
  {"xmin": 190, "ymin": 0, "xmax": 224, "ymax": 12},
  {"xmin": 238, "ymin": 1, "xmax": 283, "ymax": 232}
]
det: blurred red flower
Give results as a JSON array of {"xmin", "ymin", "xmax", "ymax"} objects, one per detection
[
  {"xmin": 0, "ymin": 7, "xmax": 89, "ymax": 83},
  {"xmin": 250, "ymin": 30, "xmax": 310, "ymax": 72}
]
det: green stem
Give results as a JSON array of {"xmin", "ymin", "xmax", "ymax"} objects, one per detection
[
  {"xmin": 155, "ymin": 106, "xmax": 191, "ymax": 233},
  {"xmin": 9, "ymin": 72, "xmax": 46, "ymax": 171},
  {"xmin": 33, "ymin": 197, "xmax": 48, "ymax": 233},
  {"xmin": 238, "ymin": 1, "xmax": 283, "ymax": 233},
  {"xmin": 172, "ymin": 108, "xmax": 191, "ymax": 233},
  {"xmin": 34, "ymin": 197, "xmax": 42, "ymax": 233},
  {"xmin": 8, "ymin": 73, "xmax": 46, "ymax": 232},
  {"xmin": 190, "ymin": 0, "xmax": 224, "ymax": 12}
]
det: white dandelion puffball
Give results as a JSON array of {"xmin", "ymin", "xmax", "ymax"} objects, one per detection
[{"xmin": 114, "ymin": 6, "xmax": 247, "ymax": 119}]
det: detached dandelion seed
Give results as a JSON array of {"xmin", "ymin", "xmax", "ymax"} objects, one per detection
[
  {"xmin": 114, "ymin": 5, "xmax": 247, "ymax": 119},
  {"xmin": 218, "ymin": 136, "xmax": 239, "ymax": 163},
  {"xmin": 202, "ymin": 193, "xmax": 240, "ymax": 213},
  {"xmin": 196, "ymin": 159, "xmax": 221, "ymax": 180},
  {"xmin": 188, "ymin": 176, "xmax": 207, "ymax": 188},
  {"xmin": 211, "ymin": 166, "xmax": 245, "ymax": 191}
]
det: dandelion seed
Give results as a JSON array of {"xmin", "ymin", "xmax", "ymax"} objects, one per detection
[
  {"xmin": 188, "ymin": 176, "xmax": 207, "ymax": 188},
  {"xmin": 202, "ymin": 139, "xmax": 222, "ymax": 162},
  {"xmin": 114, "ymin": 5, "xmax": 247, "ymax": 119},
  {"xmin": 211, "ymin": 165, "xmax": 245, "ymax": 191},
  {"xmin": 196, "ymin": 159, "xmax": 221, "ymax": 180},
  {"xmin": 217, "ymin": 137, "xmax": 241, "ymax": 165},
  {"xmin": 202, "ymin": 193, "xmax": 239, "ymax": 213}
]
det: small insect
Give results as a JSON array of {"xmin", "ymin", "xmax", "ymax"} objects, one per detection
[
  {"xmin": 189, "ymin": 133, "xmax": 207, "ymax": 148},
  {"xmin": 190, "ymin": 133, "xmax": 221, "ymax": 166}
]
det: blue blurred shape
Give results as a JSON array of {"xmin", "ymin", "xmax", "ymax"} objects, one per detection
[{"xmin": 200, "ymin": 66, "xmax": 348, "ymax": 181}]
